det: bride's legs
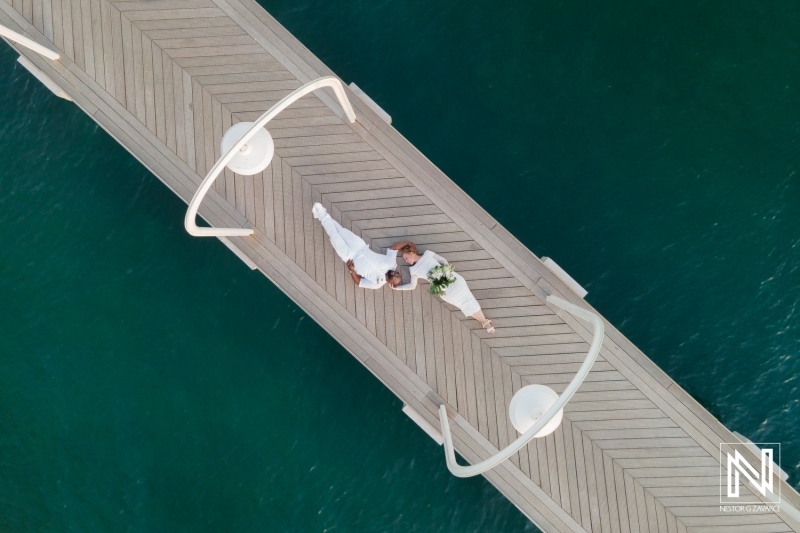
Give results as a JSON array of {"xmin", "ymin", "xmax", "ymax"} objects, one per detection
[{"xmin": 470, "ymin": 309, "xmax": 495, "ymax": 333}]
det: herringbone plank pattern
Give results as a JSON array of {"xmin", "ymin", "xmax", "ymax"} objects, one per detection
[{"xmin": 4, "ymin": 1, "xmax": 796, "ymax": 531}]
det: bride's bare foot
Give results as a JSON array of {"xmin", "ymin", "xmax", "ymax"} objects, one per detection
[{"xmin": 482, "ymin": 320, "xmax": 495, "ymax": 334}]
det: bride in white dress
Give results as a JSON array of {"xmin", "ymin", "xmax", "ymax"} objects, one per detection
[{"xmin": 390, "ymin": 241, "xmax": 495, "ymax": 334}]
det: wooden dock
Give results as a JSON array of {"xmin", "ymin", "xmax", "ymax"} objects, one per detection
[{"xmin": 2, "ymin": 1, "xmax": 799, "ymax": 531}]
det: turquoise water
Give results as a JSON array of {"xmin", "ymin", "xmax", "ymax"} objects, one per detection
[{"xmin": 1, "ymin": 1, "xmax": 798, "ymax": 531}]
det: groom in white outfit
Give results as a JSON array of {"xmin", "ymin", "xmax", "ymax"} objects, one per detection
[{"xmin": 312, "ymin": 203, "xmax": 402, "ymax": 289}]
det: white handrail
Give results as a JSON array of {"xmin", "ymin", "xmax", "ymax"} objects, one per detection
[
  {"xmin": 0, "ymin": 24, "xmax": 59, "ymax": 60},
  {"xmin": 184, "ymin": 76, "xmax": 356, "ymax": 237},
  {"xmin": 438, "ymin": 295, "xmax": 605, "ymax": 477}
]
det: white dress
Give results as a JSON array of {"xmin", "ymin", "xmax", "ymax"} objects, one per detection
[{"xmin": 395, "ymin": 250, "xmax": 481, "ymax": 317}]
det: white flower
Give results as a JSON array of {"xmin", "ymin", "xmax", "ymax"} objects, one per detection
[{"xmin": 427, "ymin": 264, "xmax": 456, "ymax": 292}]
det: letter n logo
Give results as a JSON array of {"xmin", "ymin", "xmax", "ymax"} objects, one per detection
[{"xmin": 720, "ymin": 442, "xmax": 781, "ymax": 504}]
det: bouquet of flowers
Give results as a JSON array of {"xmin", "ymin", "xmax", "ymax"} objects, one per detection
[{"xmin": 427, "ymin": 264, "xmax": 456, "ymax": 296}]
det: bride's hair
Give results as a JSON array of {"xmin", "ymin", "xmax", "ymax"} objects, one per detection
[{"xmin": 401, "ymin": 244, "xmax": 420, "ymax": 265}]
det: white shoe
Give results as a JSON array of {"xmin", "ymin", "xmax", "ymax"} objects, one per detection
[{"xmin": 312, "ymin": 202, "xmax": 328, "ymax": 219}]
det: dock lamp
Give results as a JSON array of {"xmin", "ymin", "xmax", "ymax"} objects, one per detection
[
  {"xmin": 438, "ymin": 295, "xmax": 605, "ymax": 477},
  {"xmin": 184, "ymin": 76, "xmax": 357, "ymax": 237},
  {"xmin": 219, "ymin": 121, "xmax": 275, "ymax": 177}
]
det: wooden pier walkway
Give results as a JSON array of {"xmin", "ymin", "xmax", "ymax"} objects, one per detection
[{"xmin": 2, "ymin": 1, "xmax": 799, "ymax": 531}]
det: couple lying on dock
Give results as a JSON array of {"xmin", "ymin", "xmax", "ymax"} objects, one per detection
[{"xmin": 312, "ymin": 202, "xmax": 495, "ymax": 334}]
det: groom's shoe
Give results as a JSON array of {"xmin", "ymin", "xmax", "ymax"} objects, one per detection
[{"xmin": 312, "ymin": 202, "xmax": 328, "ymax": 220}]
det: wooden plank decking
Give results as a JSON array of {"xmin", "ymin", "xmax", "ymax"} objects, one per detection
[{"xmin": 2, "ymin": 1, "xmax": 799, "ymax": 531}]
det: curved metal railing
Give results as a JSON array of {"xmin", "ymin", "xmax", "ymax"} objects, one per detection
[
  {"xmin": 438, "ymin": 294, "xmax": 605, "ymax": 477},
  {"xmin": 184, "ymin": 76, "xmax": 356, "ymax": 237},
  {"xmin": 0, "ymin": 24, "xmax": 59, "ymax": 60}
]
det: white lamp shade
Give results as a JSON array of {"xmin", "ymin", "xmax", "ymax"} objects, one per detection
[
  {"xmin": 221, "ymin": 122, "xmax": 274, "ymax": 175},
  {"xmin": 508, "ymin": 384, "xmax": 563, "ymax": 438}
]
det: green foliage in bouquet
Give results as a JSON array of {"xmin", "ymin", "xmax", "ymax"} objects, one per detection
[{"xmin": 427, "ymin": 264, "xmax": 456, "ymax": 296}]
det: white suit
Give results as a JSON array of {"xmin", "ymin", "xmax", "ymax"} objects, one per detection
[{"xmin": 319, "ymin": 214, "xmax": 397, "ymax": 289}]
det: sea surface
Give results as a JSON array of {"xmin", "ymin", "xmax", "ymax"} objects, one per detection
[{"xmin": 1, "ymin": 1, "xmax": 798, "ymax": 531}]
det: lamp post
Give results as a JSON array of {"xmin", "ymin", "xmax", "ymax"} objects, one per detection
[
  {"xmin": 0, "ymin": 24, "xmax": 59, "ymax": 60},
  {"xmin": 184, "ymin": 76, "xmax": 357, "ymax": 237},
  {"xmin": 438, "ymin": 295, "xmax": 605, "ymax": 478}
]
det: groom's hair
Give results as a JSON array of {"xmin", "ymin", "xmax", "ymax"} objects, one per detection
[{"xmin": 386, "ymin": 270, "xmax": 402, "ymax": 286}]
